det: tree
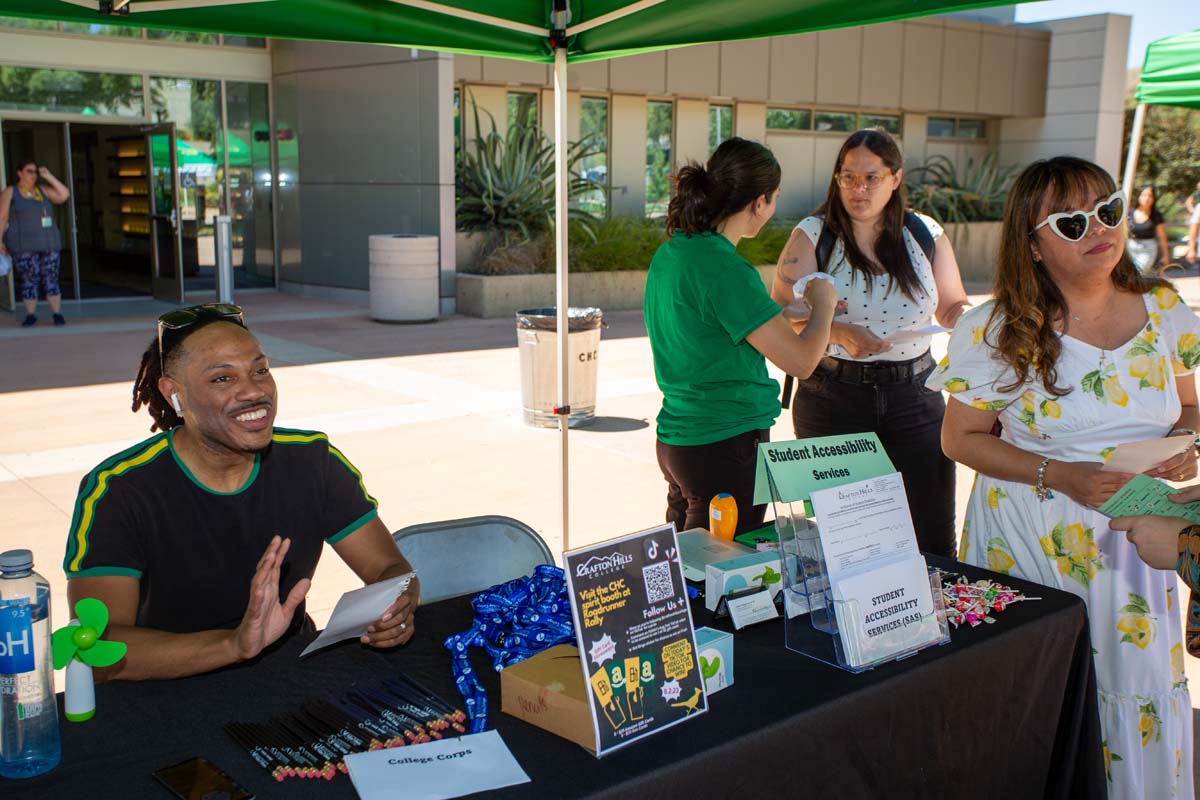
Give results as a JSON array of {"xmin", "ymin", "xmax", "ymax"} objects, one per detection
[{"xmin": 1123, "ymin": 103, "xmax": 1200, "ymax": 219}]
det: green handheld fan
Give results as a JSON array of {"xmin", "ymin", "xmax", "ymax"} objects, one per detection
[{"xmin": 51, "ymin": 598, "xmax": 127, "ymax": 722}]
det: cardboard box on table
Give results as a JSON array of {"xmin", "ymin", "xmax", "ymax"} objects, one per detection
[{"xmin": 501, "ymin": 644, "xmax": 597, "ymax": 753}]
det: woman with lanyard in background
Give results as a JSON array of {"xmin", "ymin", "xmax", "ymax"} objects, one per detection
[
  {"xmin": 771, "ymin": 128, "xmax": 970, "ymax": 557},
  {"xmin": 645, "ymin": 137, "xmax": 839, "ymax": 537},
  {"xmin": 1126, "ymin": 185, "xmax": 1170, "ymax": 275},
  {"xmin": 0, "ymin": 160, "xmax": 70, "ymax": 326}
]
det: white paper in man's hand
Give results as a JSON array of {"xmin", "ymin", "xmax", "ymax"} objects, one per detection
[
  {"xmin": 300, "ymin": 571, "xmax": 415, "ymax": 657},
  {"xmin": 1100, "ymin": 436, "xmax": 1194, "ymax": 474}
]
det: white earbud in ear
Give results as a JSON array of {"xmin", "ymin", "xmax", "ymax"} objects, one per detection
[{"xmin": 171, "ymin": 393, "xmax": 182, "ymax": 414}]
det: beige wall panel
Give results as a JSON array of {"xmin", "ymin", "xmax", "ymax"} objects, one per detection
[
  {"xmin": 1099, "ymin": 16, "xmax": 1131, "ymax": 114},
  {"xmin": 1012, "ymin": 35, "xmax": 1050, "ymax": 117},
  {"xmin": 813, "ymin": 136, "xmax": 845, "ymax": 202},
  {"xmin": 568, "ymin": 60, "xmax": 609, "ymax": 92},
  {"xmin": 925, "ymin": 140, "xmax": 960, "ymax": 171},
  {"xmin": 453, "ymin": 54, "xmax": 482, "ymax": 82},
  {"xmin": 1045, "ymin": 84, "xmax": 1104, "ymax": 115},
  {"xmin": 480, "ymin": 57, "xmax": 548, "ymax": 86},
  {"xmin": 765, "ymin": 134, "xmax": 817, "ymax": 218},
  {"xmin": 609, "ymin": 51, "xmax": 666, "ymax": 95},
  {"xmin": 1047, "ymin": 57, "xmax": 1106, "ymax": 90},
  {"xmin": 859, "ymin": 24, "xmax": 903, "ymax": 110},
  {"xmin": 902, "ymin": 113, "xmax": 929, "ymax": 170},
  {"xmin": 461, "ymin": 84, "xmax": 507, "ymax": 140},
  {"xmin": 1048, "ymin": 29, "xmax": 1109, "ymax": 63},
  {"xmin": 610, "ymin": 95, "xmax": 648, "ymax": 217},
  {"xmin": 959, "ymin": 142, "xmax": 991, "ymax": 173},
  {"xmin": 539, "ymin": 89, "xmax": 581, "ymax": 143},
  {"xmin": 736, "ymin": 102, "xmax": 767, "ymax": 144},
  {"xmin": 769, "ymin": 34, "xmax": 817, "ymax": 103},
  {"xmin": 675, "ymin": 99, "xmax": 710, "ymax": 167},
  {"xmin": 666, "ymin": 44, "xmax": 720, "ymax": 99},
  {"xmin": 901, "ymin": 23, "xmax": 943, "ymax": 111},
  {"xmin": 816, "ymin": 27, "xmax": 862, "ymax": 106},
  {"xmin": 1092, "ymin": 110, "xmax": 1125, "ymax": 177},
  {"xmin": 940, "ymin": 27, "xmax": 982, "ymax": 114},
  {"xmin": 720, "ymin": 39, "xmax": 771, "ymax": 101},
  {"xmin": 977, "ymin": 33, "xmax": 1016, "ymax": 116}
]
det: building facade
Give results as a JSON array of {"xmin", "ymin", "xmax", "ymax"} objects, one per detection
[{"xmin": 0, "ymin": 8, "xmax": 1129, "ymax": 313}]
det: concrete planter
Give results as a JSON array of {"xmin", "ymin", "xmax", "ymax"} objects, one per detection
[
  {"xmin": 944, "ymin": 221, "xmax": 1002, "ymax": 286},
  {"xmin": 457, "ymin": 270, "xmax": 649, "ymax": 318}
]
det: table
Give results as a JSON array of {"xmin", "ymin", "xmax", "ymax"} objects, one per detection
[{"xmin": 4, "ymin": 557, "xmax": 1104, "ymax": 799}]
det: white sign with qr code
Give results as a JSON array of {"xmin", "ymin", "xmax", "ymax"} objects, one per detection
[{"xmin": 562, "ymin": 523, "xmax": 708, "ymax": 757}]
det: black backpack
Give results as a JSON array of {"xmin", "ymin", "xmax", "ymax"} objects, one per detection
[{"xmin": 780, "ymin": 211, "xmax": 937, "ymax": 408}]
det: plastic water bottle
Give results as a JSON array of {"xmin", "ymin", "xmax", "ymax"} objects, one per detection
[
  {"xmin": 709, "ymin": 493, "xmax": 738, "ymax": 541},
  {"xmin": 0, "ymin": 549, "xmax": 60, "ymax": 779}
]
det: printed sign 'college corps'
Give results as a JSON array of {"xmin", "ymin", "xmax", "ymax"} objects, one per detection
[{"xmin": 563, "ymin": 524, "xmax": 707, "ymax": 757}]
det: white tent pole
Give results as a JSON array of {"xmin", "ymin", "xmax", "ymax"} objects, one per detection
[
  {"xmin": 553, "ymin": 44, "xmax": 571, "ymax": 553},
  {"xmin": 1122, "ymin": 102, "xmax": 1147, "ymax": 202}
]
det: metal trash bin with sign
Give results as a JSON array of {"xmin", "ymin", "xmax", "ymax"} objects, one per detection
[{"xmin": 515, "ymin": 307, "xmax": 603, "ymax": 427}]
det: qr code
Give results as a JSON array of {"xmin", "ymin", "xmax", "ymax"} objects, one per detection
[{"xmin": 642, "ymin": 561, "xmax": 675, "ymax": 603}]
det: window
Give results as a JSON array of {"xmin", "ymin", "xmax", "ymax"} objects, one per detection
[
  {"xmin": 646, "ymin": 100, "xmax": 673, "ymax": 218},
  {"xmin": 927, "ymin": 117, "xmax": 956, "ymax": 137},
  {"xmin": 766, "ymin": 108, "xmax": 811, "ymax": 131},
  {"xmin": 859, "ymin": 113, "xmax": 900, "ymax": 135},
  {"xmin": 453, "ymin": 88, "xmax": 462, "ymax": 152},
  {"xmin": 147, "ymin": 29, "xmax": 217, "ymax": 44},
  {"xmin": 62, "ymin": 22, "xmax": 141, "ymax": 37},
  {"xmin": 507, "ymin": 91, "xmax": 538, "ymax": 131},
  {"xmin": 0, "ymin": 66, "xmax": 144, "ymax": 116},
  {"xmin": 956, "ymin": 119, "xmax": 987, "ymax": 139},
  {"xmin": 579, "ymin": 96, "xmax": 609, "ymax": 217},
  {"xmin": 222, "ymin": 35, "xmax": 266, "ymax": 47},
  {"xmin": 928, "ymin": 117, "xmax": 987, "ymax": 139},
  {"xmin": 224, "ymin": 82, "xmax": 275, "ymax": 287},
  {"xmin": 709, "ymin": 104, "xmax": 732, "ymax": 154},
  {"xmin": 814, "ymin": 111, "xmax": 856, "ymax": 133},
  {"xmin": 0, "ymin": 16, "xmax": 57, "ymax": 31}
]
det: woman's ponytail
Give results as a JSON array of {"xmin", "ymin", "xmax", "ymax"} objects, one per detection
[{"xmin": 665, "ymin": 138, "xmax": 780, "ymax": 236}]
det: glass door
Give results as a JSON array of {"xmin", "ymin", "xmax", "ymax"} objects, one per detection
[{"xmin": 146, "ymin": 123, "xmax": 183, "ymax": 303}]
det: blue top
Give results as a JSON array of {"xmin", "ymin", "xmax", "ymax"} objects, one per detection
[{"xmin": 5, "ymin": 187, "xmax": 61, "ymax": 254}]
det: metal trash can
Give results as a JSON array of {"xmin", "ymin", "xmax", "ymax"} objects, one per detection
[
  {"xmin": 516, "ymin": 307, "xmax": 603, "ymax": 428},
  {"xmin": 369, "ymin": 234, "xmax": 439, "ymax": 323}
]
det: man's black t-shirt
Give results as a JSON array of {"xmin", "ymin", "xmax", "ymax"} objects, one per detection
[{"xmin": 63, "ymin": 427, "xmax": 378, "ymax": 634}]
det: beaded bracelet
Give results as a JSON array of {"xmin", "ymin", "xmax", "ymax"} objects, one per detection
[{"xmin": 1035, "ymin": 457, "xmax": 1053, "ymax": 502}]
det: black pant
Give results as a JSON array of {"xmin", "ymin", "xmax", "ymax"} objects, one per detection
[
  {"xmin": 656, "ymin": 428, "xmax": 770, "ymax": 536},
  {"xmin": 790, "ymin": 359, "xmax": 956, "ymax": 558}
]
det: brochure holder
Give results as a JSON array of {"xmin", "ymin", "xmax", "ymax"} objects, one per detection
[{"xmin": 766, "ymin": 462, "xmax": 950, "ymax": 673}]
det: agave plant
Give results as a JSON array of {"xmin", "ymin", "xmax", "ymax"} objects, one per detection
[
  {"xmin": 456, "ymin": 98, "xmax": 604, "ymax": 240},
  {"xmin": 905, "ymin": 153, "xmax": 1016, "ymax": 225}
]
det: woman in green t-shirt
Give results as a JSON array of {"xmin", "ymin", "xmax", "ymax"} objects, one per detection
[{"xmin": 645, "ymin": 137, "xmax": 838, "ymax": 535}]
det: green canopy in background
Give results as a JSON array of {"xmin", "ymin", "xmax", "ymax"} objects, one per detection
[
  {"xmin": 1, "ymin": 0, "xmax": 1030, "ymax": 548},
  {"xmin": 1135, "ymin": 29, "xmax": 1200, "ymax": 110},
  {"xmin": 1124, "ymin": 30, "xmax": 1200, "ymax": 199}
]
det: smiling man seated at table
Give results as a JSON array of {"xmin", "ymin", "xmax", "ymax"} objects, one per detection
[{"xmin": 62, "ymin": 303, "xmax": 419, "ymax": 680}]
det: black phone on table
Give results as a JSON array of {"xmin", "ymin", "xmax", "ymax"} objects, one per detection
[{"xmin": 152, "ymin": 756, "xmax": 254, "ymax": 800}]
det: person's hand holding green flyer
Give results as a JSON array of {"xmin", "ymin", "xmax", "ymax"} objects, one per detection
[{"xmin": 1098, "ymin": 475, "xmax": 1200, "ymax": 525}]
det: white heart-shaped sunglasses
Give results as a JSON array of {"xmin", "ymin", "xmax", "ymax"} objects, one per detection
[{"xmin": 1030, "ymin": 190, "xmax": 1126, "ymax": 242}]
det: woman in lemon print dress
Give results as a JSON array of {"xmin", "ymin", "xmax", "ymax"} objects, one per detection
[{"xmin": 929, "ymin": 157, "xmax": 1200, "ymax": 799}]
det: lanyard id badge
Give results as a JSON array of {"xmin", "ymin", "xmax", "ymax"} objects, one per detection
[{"xmin": 41, "ymin": 210, "xmax": 52, "ymax": 228}]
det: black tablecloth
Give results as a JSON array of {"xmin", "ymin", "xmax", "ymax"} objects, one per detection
[{"xmin": 4, "ymin": 557, "xmax": 1104, "ymax": 799}]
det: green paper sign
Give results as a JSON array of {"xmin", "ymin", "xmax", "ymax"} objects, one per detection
[
  {"xmin": 1099, "ymin": 474, "xmax": 1200, "ymax": 524},
  {"xmin": 752, "ymin": 433, "xmax": 895, "ymax": 506}
]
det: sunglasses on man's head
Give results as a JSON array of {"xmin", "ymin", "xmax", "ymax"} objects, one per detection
[
  {"xmin": 157, "ymin": 303, "xmax": 244, "ymax": 369},
  {"xmin": 1030, "ymin": 190, "xmax": 1125, "ymax": 243}
]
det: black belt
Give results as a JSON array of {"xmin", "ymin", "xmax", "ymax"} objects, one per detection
[{"xmin": 816, "ymin": 351, "xmax": 936, "ymax": 385}]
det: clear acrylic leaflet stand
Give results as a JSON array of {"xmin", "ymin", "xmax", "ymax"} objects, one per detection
[{"xmin": 766, "ymin": 461, "xmax": 951, "ymax": 673}]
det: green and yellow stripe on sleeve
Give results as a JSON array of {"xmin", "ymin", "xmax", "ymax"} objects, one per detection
[
  {"xmin": 64, "ymin": 433, "xmax": 170, "ymax": 577},
  {"xmin": 272, "ymin": 428, "xmax": 378, "ymax": 542}
]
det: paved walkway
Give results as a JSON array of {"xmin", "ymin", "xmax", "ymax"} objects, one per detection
[{"xmin": 5, "ymin": 278, "xmax": 1200, "ymax": 779}]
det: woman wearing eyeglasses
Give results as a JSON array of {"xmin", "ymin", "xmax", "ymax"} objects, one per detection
[
  {"xmin": 930, "ymin": 156, "xmax": 1199, "ymax": 798},
  {"xmin": 771, "ymin": 128, "xmax": 969, "ymax": 557},
  {"xmin": 0, "ymin": 160, "xmax": 70, "ymax": 327}
]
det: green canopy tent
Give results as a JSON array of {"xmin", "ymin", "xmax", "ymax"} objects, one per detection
[
  {"xmin": 1123, "ymin": 30, "xmax": 1200, "ymax": 200},
  {"xmin": 2, "ymin": 0, "xmax": 1032, "ymax": 549}
]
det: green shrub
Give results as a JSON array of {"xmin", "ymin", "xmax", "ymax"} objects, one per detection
[
  {"xmin": 905, "ymin": 153, "xmax": 1015, "ymax": 225},
  {"xmin": 456, "ymin": 99, "xmax": 602, "ymax": 240}
]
